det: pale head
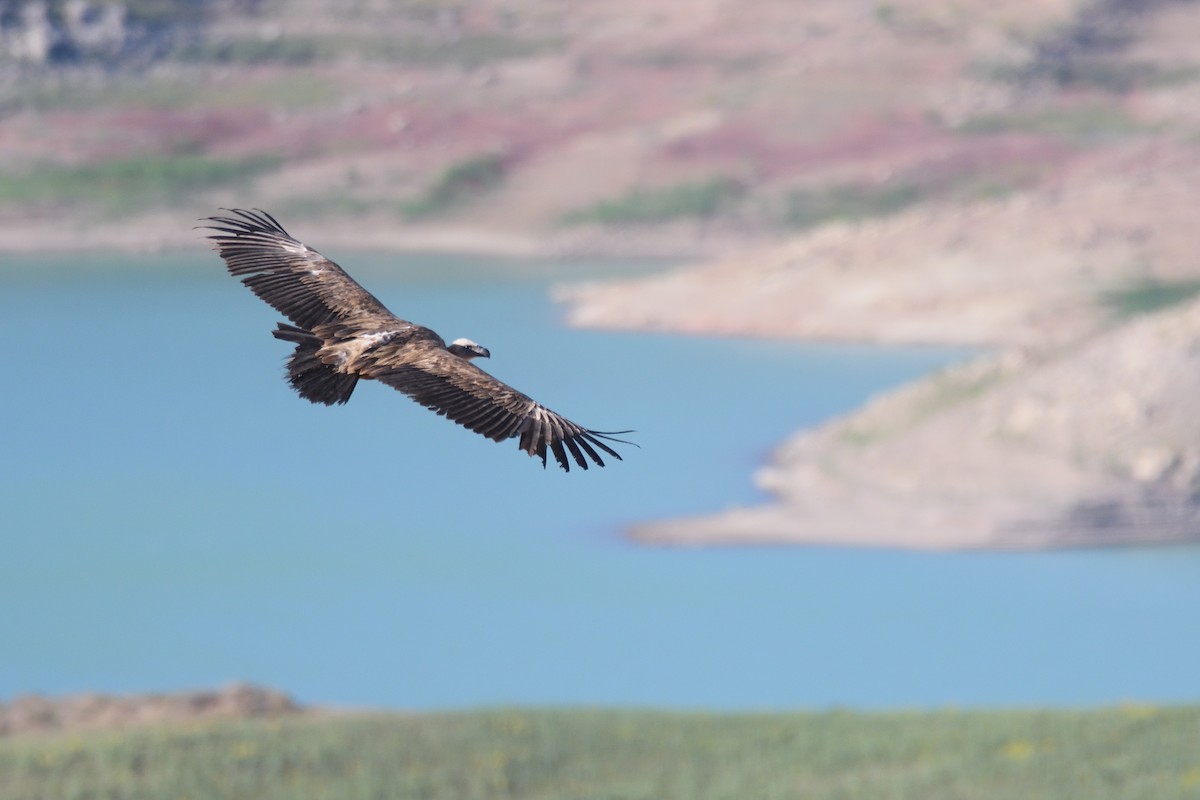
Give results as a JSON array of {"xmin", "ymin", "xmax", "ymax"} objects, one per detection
[{"xmin": 448, "ymin": 337, "xmax": 491, "ymax": 360}]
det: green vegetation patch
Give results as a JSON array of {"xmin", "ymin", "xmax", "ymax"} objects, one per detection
[
  {"xmin": 837, "ymin": 354, "xmax": 1007, "ymax": 446},
  {"xmin": 0, "ymin": 0, "xmax": 210, "ymax": 33},
  {"xmin": 781, "ymin": 181, "xmax": 922, "ymax": 230},
  {"xmin": 278, "ymin": 193, "xmax": 375, "ymax": 220},
  {"xmin": 2, "ymin": 706, "xmax": 1200, "ymax": 799},
  {"xmin": 956, "ymin": 104, "xmax": 1151, "ymax": 144},
  {"xmin": 177, "ymin": 33, "xmax": 561, "ymax": 68},
  {"xmin": 562, "ymin": 177, "xmax": 745, "ymax": 225},
  {"xmin": 1100, "ymin": 278, "xmax": 1200, "ymax": 318},
  {"xmin": 362, "ymin": 33, "xmax": 563, "ymax": 68},
  {"xmin": 177, "ymin": 36, "xmax": 325, "ymax": 66},
  {"xmin": 198, "ymin": 74, "xmax": 344, "ymax": 111},
  {"xmin": 781, "ymin": 160, "xmax": 1047, "ymax": 232},
  {"xmin": 0, "ymin": 73, "xmax": 341, "ymax": 114},
  {"xmin": 401, "ymin": 153, "xmax": 508, "ymax": 219},
  {"xmin": 0, "ymin": 154, "xmax": 280, "ymax": 215},
  {"xmin": 984, "ymin": 57, "xmax": 1200, "ymax": 93}
]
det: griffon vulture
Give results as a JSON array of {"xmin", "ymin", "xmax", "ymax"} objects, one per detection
[{"xmin": 203, "ymin": 209, "xmax": 630, "ymax": 471}]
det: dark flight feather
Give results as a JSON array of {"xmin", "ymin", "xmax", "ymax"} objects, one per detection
[{"xmin": 203, "ymin": 209, "xmax": 633, "ymax": 471}]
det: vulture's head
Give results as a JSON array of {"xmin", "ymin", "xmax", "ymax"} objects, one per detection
[{"xmin": 448, "ymin": 337, "xmax": 491, "ymax": 361}]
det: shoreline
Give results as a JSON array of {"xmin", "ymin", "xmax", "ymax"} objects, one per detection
[{"xmin": 626, "ymin": 301, "xmax": 1200, "ymax": 551}]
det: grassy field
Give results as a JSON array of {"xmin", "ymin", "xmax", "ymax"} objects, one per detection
[{"xmin": 2, "ymin": 706, "xmax": 1199, "ymax": 799}]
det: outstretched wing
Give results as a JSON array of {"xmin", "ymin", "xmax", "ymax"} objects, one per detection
[
  {"xmin": 370, "ymin": 346, "xmax": 629, "ymax": 472},
  {"xmin": 202, "ymin": 208, "xmax": 396, "ymax": 330}
]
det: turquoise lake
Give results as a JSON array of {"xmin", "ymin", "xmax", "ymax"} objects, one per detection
[{"xmin": 1, "ymin": 252, "xmax": 1198, "ymax": 710}]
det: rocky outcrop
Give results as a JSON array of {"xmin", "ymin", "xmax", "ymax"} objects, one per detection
[{"xmin": 0, "ymin": 0, "xmax": 212, "ymax": 65}]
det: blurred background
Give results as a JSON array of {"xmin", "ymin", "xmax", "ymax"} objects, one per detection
[{"xmin": 2, "ymin": 0, "xmax": 1200, "ymax": 727}]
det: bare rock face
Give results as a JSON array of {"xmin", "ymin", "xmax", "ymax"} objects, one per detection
[
  {"xmin": 1, "ymin": 0, "xmax": 126, "ymax": 64},
  {"xmin": 0, "ymin": 0, "xmax": 201, "ymax": 65},
  {"xmin": 0, "ymin": 683, "xmax": 302, "ymax": 736},
  {"xmin": 1, "ymin": 1, "xmax": 57, "ymax": 63},
  {"xmin": 61, "ymin": 0, "xmax": 128, "ymax": 59}
]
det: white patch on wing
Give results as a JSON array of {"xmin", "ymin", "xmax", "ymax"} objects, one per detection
[{"xmin": 357, "ymin": 331, "xmax": 398, "ymax": 348}]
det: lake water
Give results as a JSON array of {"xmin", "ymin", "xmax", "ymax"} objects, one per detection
[{"xmin": 1, "ymin": 252, "xmax": 1198, "ymax": 711}]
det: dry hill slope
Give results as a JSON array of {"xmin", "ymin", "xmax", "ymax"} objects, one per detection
[
  {"xmin": 0, "ymin": 0, "xmax": 1129, "ymax": 255},
  {"xmin": 635, "ymin": 296, "xmax": 1200, "ymax": 549}
]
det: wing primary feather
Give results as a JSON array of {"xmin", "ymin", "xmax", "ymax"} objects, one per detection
[
  {"xmin": 251, "ymin": 207, "xmax": 289, "ymax": 233},
  {"xmin": 550, "ymin": 438, "xmax": 569, "ymax": 472},
  {"xmin": 581, "ymin": 432, "xmax": 626, "ymax": 461},
  {"xmin": 574, "ymin": 435, "xmax": 605, "ymax": 468},
  {"xmin": 563, "ymin": 436, "xmax": 589, "ymax": 470}
]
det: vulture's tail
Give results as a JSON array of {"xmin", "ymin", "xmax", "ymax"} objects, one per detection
[{"xmin": 272, "ymin": 323, "xmax": 358, "ymax": 406}]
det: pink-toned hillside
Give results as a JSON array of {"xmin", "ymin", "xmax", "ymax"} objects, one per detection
[{"xmin": 0, "ymin": 0, "xmax": 1150, "ymax": 257}]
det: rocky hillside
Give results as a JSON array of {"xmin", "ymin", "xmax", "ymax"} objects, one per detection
[
  {"xmin": 559, "ymin": 140, "xmax": 1200, "ymax": 349},
  {"xmin": 547, "ymin": 0, "xmax": 1200, "ymax": 548},
  {"xmin": 3, "ymin": 0, "xmax": 1192, "ymax": 257},
  {"xmin": 559, "ymin": 0, "xmax": 1200, "ymax": 345}
]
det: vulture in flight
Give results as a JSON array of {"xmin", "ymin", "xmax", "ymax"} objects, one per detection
[{"xmin": 203, "ymin": 208, "xmax": 630, "ymax": 471}]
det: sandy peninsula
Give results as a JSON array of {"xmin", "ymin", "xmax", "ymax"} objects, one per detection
[{"xmin": 629, "ymin": 301, "xmax": 1200, "ymax": 550}]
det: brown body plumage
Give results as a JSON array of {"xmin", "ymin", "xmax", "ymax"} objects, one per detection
[{"xmin": 203, "ymin": 208, "xmax": 630, "ymax": 471}]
